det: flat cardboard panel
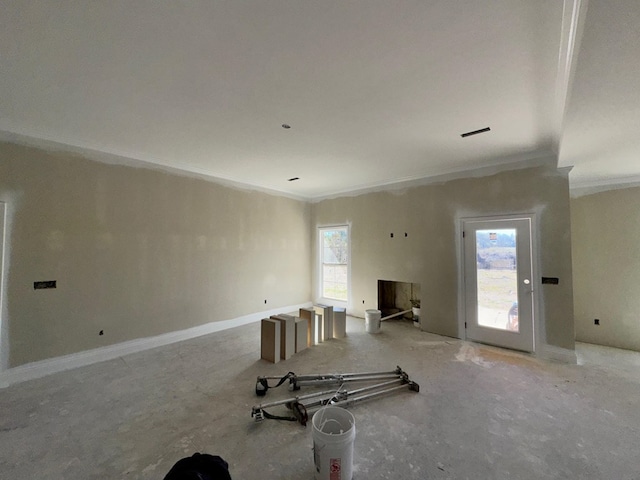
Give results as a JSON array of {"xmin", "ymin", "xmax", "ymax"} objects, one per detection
[
  {"xmin": 260, "ymin": 318, "xmax": 281, "ymax": 363},
  {"xmin": 333, "ymin": 307, "xmax": 346, "ymax": 338},
  {"xmin": 295, "ymin": 317, "xmax": 308, "ymax": 353}
]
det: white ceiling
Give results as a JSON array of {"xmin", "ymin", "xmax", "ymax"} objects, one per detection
[
  {"xmin": 559, "ymin": 0, "xmax": 640, "ymax": 192},
  {"xmin": 1, "ymin": 0, "xmax": 638, "ymax": 199}
]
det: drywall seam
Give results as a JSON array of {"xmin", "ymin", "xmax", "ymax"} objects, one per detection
[{"xmin": 0, "ymin": 302, "xmax": 312, "ymax": 388}]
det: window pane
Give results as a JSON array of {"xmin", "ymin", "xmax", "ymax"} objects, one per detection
[
  {"xmin": 323, "ymin": 265, "xmax": 347, "ymax": 301},
  {"xmin": 321, "ymin": 228, "xmax": 348, "ymax": 301},
  {"xmin": 475, "ymin": 229, "xmax": 518, "ymax": 332}
]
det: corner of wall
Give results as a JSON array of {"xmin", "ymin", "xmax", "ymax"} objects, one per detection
[{"xmin": 538, "ymin": 343, "xmax": 577, "ymax": 364}]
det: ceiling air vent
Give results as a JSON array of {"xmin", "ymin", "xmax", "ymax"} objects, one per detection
[{"xmin": 461, "ymin": 127, "xmax": 491, "ymax": 138}]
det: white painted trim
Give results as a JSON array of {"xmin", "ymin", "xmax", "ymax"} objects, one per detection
[
  {"xmin": 0, "ymin": 302, "xmax": 312, "ymax": 388},
  {"xmin": 0, "ymin": 129, "xmax": 308, "ymax": 202},
  {"xmin": 554, "ymin": 0, "xmax": 588, "ymax": 151},
  {"xmin": 2, "ymin": 129, "xmax": 561, "ymax": 204},
  {"xmin": 530, "ymin": 213, "xmax": 541, "ymax": 355},
  {"xmin": 538, "ymin": 343, "xmax": 577, "ymax": 364},
  {"xmin": 570, "ymin": 176, "xmax": 640, "ymax": 197},
  {"xmin": 312, "ymin": 153, "xmax": 557, "ymax": 202},
  {"xmin": 0, "ymin": 203, "xmax": 5, "ymax": 373},
  {"xmin": 316, "ymin": 224, "xmax": 351, "ymax": 310},
  {"xmin": 456, "ymin": 219, "xmax": 467, "ymax": 340}
]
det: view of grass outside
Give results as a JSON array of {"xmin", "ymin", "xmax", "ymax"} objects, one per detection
[
  {"xmin": 321, "ymin": 227, "xmax": 348, "ymax": 301},
  {"xmin": 477, "ymin": 268, "xmax": 517, "ymax": 311},
  {"xmin": 476, "ymin": 230, "xmax": 517, "ymax": 330},
  {"xmin": 322, "ymin": 265, "xmax": 347, "ymax": 301}
]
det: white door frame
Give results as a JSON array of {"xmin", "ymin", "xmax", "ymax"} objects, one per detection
[
  {"xmin": 458, "ymin": 213, "xmax": 540, "ymax": 352},
  {"xmin": 0, "ymin": 202, "xmax": 5, "ymax": 373}
]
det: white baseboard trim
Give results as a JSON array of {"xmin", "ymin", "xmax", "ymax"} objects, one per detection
[
  {"xmin": 0, "ymin": 302, "xmax": 312, "ymax": 388},
  {"xmin": 538, "ymin": 343, "xmax": 577, "ymax": 364}
]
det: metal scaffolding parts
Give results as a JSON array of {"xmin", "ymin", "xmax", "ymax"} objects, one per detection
[
  {"xmin": 255, "ymin": 366, "xmax": 407, "ymax": 396},
  {"xmin": 251, "ymin": 366, "xmax": 420, "ymax": 426}
]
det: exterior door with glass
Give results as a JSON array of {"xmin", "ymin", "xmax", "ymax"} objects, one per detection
[{"xmin": 463, "ymin": 217, "xmax": 534, "ymax": 352}]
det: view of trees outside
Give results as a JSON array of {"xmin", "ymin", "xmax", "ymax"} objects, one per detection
[
  {"xmin": 476, "ymin": 229, "xmax": 518, "ymax": 330},
  {"xmin": 322, "ymin": 228, "xmax": 348, "ymax": 301}
]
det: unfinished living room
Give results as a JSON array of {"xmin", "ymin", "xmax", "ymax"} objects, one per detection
[{"xmin": 1, "ymin": 1, "xmax": 640, "ymax": 479}]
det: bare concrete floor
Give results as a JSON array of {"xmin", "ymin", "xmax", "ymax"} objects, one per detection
[{"xmin": 1, "ymin": 316, "xmax": 640, "ymax": 479}]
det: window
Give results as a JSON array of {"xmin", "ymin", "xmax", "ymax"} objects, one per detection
[{"xmin": 319, "ymin": 226, "xmax": 349, "ymax": 301}]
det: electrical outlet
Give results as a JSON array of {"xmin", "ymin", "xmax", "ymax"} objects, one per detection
[{"xmin": 594, "ymin": 319, "xmax": 600, "ymax": 325}]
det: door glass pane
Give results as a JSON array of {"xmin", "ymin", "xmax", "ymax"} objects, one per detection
[{"xmin": 476, "ymin": 229, "xmax": 519, "ymax": 332}]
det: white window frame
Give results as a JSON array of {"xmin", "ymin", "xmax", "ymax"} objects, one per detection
[{"xmin": 317, "ymin": 225, "xmax": 350, "ymax": 307}]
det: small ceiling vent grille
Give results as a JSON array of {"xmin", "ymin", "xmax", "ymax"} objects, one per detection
[{"xmin": 461, "ymin": 127, "xmax": 491, "ymax": 138}]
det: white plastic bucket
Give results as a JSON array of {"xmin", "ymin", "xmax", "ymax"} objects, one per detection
[
  {"xmin": 365, "ymin": 309, "xmax": 381, "ymax": 333},
  {"xmin": 312, "ymin": 406, "xmax": 356, "ymax": 480}
]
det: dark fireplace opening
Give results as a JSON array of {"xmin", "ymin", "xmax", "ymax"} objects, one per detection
[{"xmin": 377, "ymin": 280, "xmax": 421, "ymax": 319}]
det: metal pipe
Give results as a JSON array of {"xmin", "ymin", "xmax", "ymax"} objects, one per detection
[
  {"xmin": 295, "ymin": 372, "xmax": 404, "ymax": 387},
  {"xmin": 380, "ymin": 309, "xmax": 412, "ymax": 322},
  {"xmin": 254, "ymin": 378, "xmax": 406, "ymax": 413},
  {"xmin": 253, "ymin": 387, "xmax": 347, "ymax": 412},
  {"xmin": 258, "ymin": 367, "xmax": 402, "ymax": 383},
  {"xmin": 336, "ymin": 384, "xmax": 412, "ymax": 408},
  {"xmin": 286, "ymin": 367, "xmax": 403, "ymax": 382}
]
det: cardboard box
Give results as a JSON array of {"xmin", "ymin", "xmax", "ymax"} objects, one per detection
[
  {"xmin": 299, "ymin": 307, "xmax": 317, "ymax": 346},
  {"xmin": 260, "ymin": 318, "xmax": 281, "ymax": 363},
  {"xmin": 295, "ymin": 317, "xmax": 308, "ymax": 353},
  {"xmin": 314, "ymin": 304, "xmax": 334, "ymax": 341},
  {"xmin": 270, "ymin": 314, "xmax": 296, "ymax": 360},
  {"xmin": 333, "ymin": 307, "xmax": 346, "ymax": 338}
]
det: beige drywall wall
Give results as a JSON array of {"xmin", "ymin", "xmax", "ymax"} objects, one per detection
[
  {"xmin": 312, "ymin": 164, "xmax": 575, "ymax": 351},
  {"xmin": 0, "ymin": 141, "xmax": 311, "ymax": 368},
  {"xmin": 571, "ymin": 187, "xmax": 640, "ymax": 351}
]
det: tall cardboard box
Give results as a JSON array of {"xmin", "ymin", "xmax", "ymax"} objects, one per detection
[
  {"xmin": 295, "ymin": 317, "xmax": 308, "ymax": 353},
  {"xmin": 333, "ymin": 307, "xmax": 346, "ymax": 338},
  {"xmin": 270, "ymin": 314, "xmax": 296, "ymax": 360},
  {"xmin": 314, "ymin": 304, "xmax": 334, "ymax": 341},
  {"xmin": 260, "ymin": 318, "xmax": 281, "ymax": 363},
  {"xmin": 299, "ymin": 307, "xmax": 317, "ymax": 346}
]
